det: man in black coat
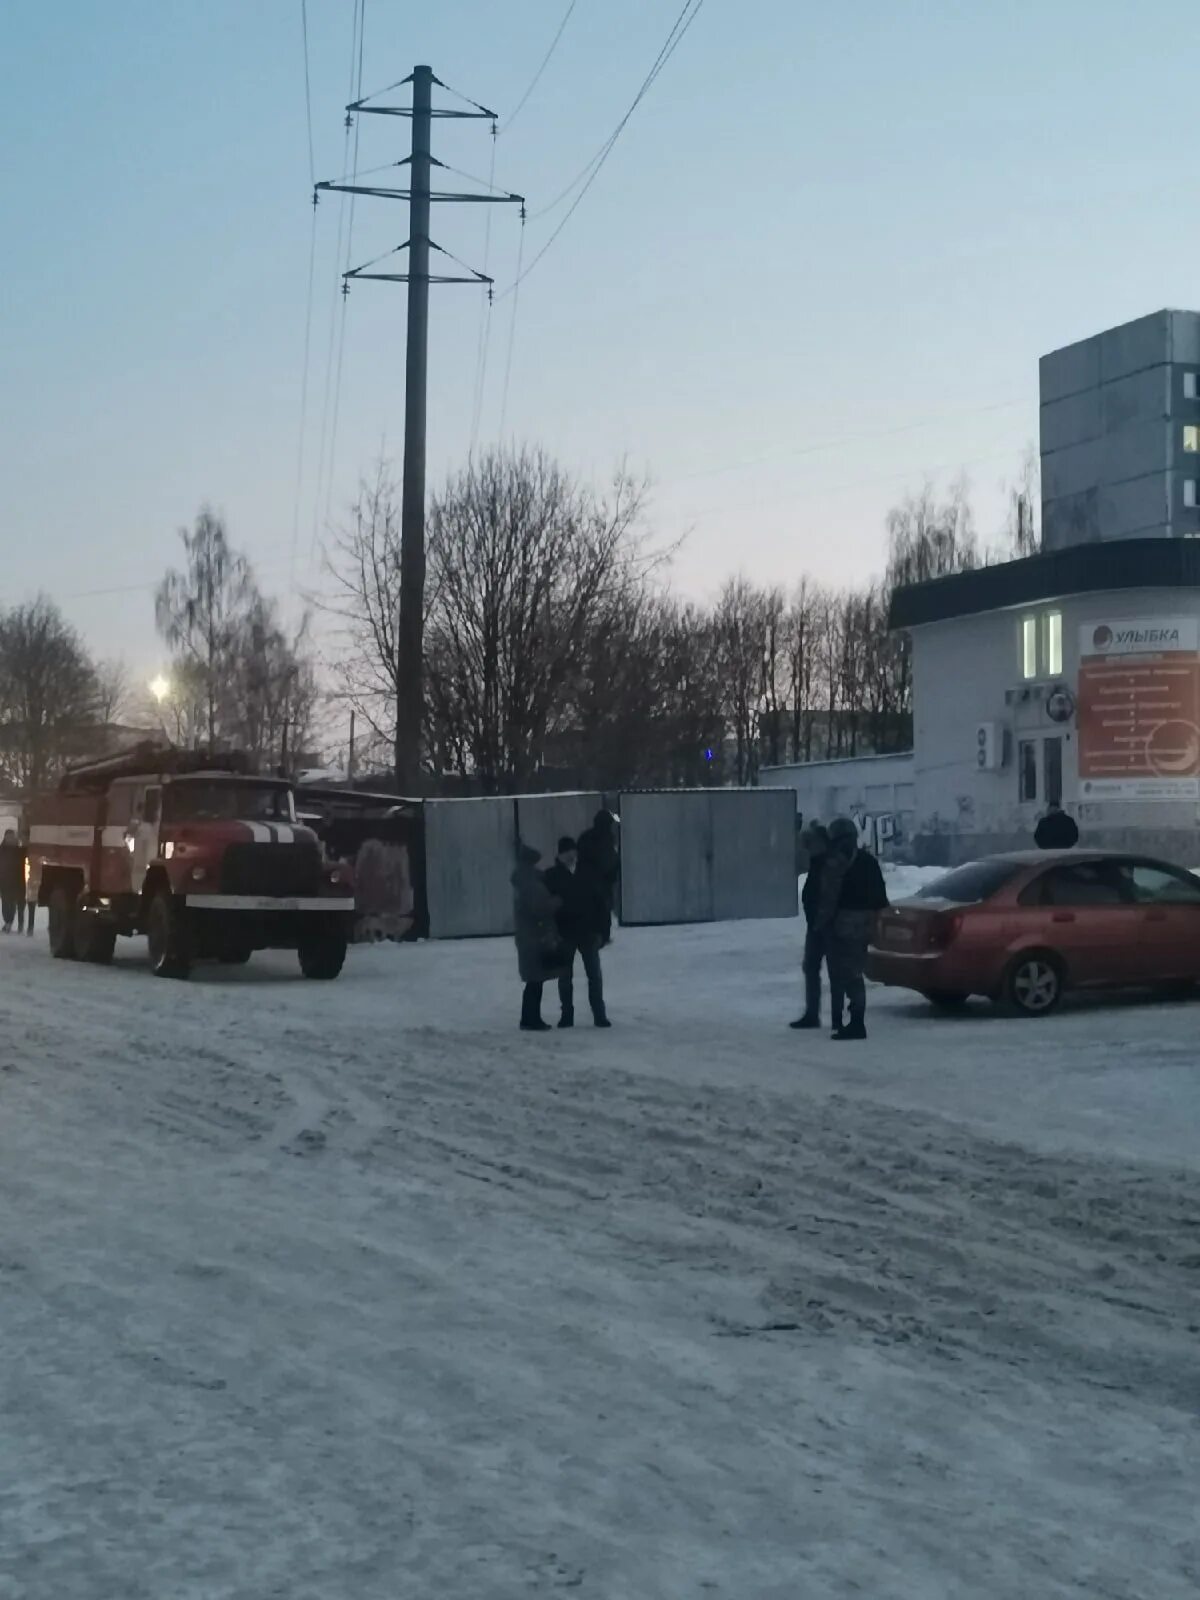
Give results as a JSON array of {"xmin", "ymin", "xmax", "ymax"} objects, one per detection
[
  {"xmin": 816, "ymin": 816, "xmax": 888, "ymax": 1041},
  {"xmin": 576, "ymin": 809, "xmax": 619, "ymax": 946},
  {"xmin": 0, "ymin": 829, "xmax": 25, "ymax": 934},
  {"xmin": 792, "ymin": 821, "xmax": 831, "ymax": 1030},
  {"xmin": 1034, "ymin": 802, "xmax": 1079, "ymax": 850},
  {"xmin": 543, "ymin": 836, "xmax": 610, "ymax": 1028}
]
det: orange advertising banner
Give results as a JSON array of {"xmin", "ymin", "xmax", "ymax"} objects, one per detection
[{"xmin": 1077, "ymin": 618, "xmax": 1200, "ymax": 801}]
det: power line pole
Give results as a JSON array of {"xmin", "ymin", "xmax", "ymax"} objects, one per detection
[{"xmin": 315, "ymin": 69, "xmax": 523, "ymax": 795}]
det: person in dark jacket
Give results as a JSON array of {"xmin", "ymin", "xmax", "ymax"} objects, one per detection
[
  {"xmin": 0, "ymin": 829, "xmax": 25, "ymax": 934},
  {"xmin": 511, "ymin": 843, "xmax": 566, "ymax": 1032},
  {"xmin": 791, "ymin": 820, "xmax": 831, "ymax": 1030},
  {"xmin": 543, "ymin": 836, "xmax": 610, "ymax": 1028},
  {"xmin": 816, "ymin": 815, "xmax": 888, "ymax": 1041},
  {"xmin": 576, "ymin": 809, "xmax": 620, "ymax": 946},
  {"xmin": 1034, "ymin": 802, "xmax": 1079, "ymax": 850}
]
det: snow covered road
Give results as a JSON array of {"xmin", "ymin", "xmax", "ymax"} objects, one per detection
[{"xmin": 1, "ymin": 921, "xmax": 1197, "ymax": 1598}]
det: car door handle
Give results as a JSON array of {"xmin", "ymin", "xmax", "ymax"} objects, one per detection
[{"xmin": 1051, "ymin": 911, "xmax": 1075, "ymax": 923}]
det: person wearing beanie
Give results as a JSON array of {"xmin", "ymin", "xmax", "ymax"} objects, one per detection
[
  {"xmin": 511, "ymin": 841, "xmax": 567, "ymax": 1031},
  {"xmin": 814, "ymin": 815, "xmax": 888, "ymax": 1041},
  {"xmin": 543, "ymin": 835, "xmax": 610, "ymax": 1028}
]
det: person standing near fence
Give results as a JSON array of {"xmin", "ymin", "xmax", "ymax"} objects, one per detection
[
  {"xmin": 511, "ymin": 843, "xmax": 565, "ymax": 1032},
  {"xmin": 791, "ymin": 821, "xmax": 830, "ymax": 1031},
  {"xmin": 817, "ymin": 816, "xmax": 889, "ymax": 1042},
  {"xmin": 0, "ymin": 829, "xmax": 25, "ymax": 934},
  {"xmin": 577, "ymin": 809, "xmax": 619, "ymax": 946},
  {"xmin": 544, "ymin": 836, "xmax": 611, "ymax": 1029}
]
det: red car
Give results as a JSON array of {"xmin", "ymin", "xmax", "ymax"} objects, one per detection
[{"xmin": 867, "ymin": 850, "xmax": 1200, "ymax": 1016}]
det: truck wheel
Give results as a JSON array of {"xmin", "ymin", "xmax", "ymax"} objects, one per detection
[
  {"xmin": 147, "ymin": 890, "xmax": 191, "ymax": 980},
  {"xmin": 298, "ymin": 931, "xmax": 348, "ymax": 981},
  {"xmin": 76, "ymin": 912, "xmax": 117, "ymax": 965},
  {"xmin": 48, "ymin": 884, "xmax": 80, "ymax": 960}
]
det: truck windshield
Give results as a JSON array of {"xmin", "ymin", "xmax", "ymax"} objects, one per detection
[{"xmin": 164, "ymin": 783, "xmax": 294, "ymax": 822}]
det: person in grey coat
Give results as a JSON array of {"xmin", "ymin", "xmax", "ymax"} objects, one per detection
[
  {"xmin": 791, "ymin": 820, "xmax": 830, "ymax": 1030},
  {"xmin": 815, "ymin": 816, "xmax": 888, "ymax": 1041},
  {"xmin": 511, "ymin": 842, "xmax": 566, "ymax": 1032}
]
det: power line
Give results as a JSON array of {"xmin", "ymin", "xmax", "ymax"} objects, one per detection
[
  {"xmin": 309, "ymin": 0, "xmax": 365, "ymax": 559},
  {"xmin": 498, "ymin": 219, "xmax": 526, "ymax": 438},
  {"xmin": 288, "ymin": 203, "xmax": 319, "ymax": 600},
  {"xmin": 495, "ymin": 0, "xmax": 704, "ymax": 298},
  {"xmin": 299, "ymin": 0, "xmax": 316, "ymax": 185},
  {"xmin": 500, "ymin": 0, "xmax": 580, "ymax": 135},
  {"xmin": 469, "ymin": 130, "xmax": 499, "ymax": 452}
]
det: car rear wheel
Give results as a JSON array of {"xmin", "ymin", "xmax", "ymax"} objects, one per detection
[
  {"xmin": 297, "ymin": 931, "xmax": 347, "ymax": 981},
  {"xmin": 147, "ymin": 890, "xmax": 191, "ymax": 979},
  {"xmin": 48, "ymin": 884, "xmax": 80, "ymax": 960},
  {"xmin": 1002, "ymin": 952, "xmax": 1063, "ymax": 1017}
]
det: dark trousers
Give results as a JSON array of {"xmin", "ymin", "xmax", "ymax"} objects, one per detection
[
  {"xmin": 1, "ymin": 897, "xmax": 17, "ymax": 930},
  {"xmin": 521, "ymin": 982, "xmax": 544, "ymax": 1026},
  {"xmin": 803, "ymin": 928, "xmax": 827, "ymax": 1020},
  {"xmin": 828, "ymin": 932, "xmax": 868, "ymax": 1026},
  {"xmin": 22, "ymin": 901, "xmax": 34, "ymax": 933},
  {"xmin": 558, "ymin": 941, "xmax": 605, "ymax": 1021}
]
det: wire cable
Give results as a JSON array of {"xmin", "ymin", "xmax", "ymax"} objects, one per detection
[
  {"xmin": 498, "ymin": 219, "xmax": 526, "ymax": 437},
  {"xmin": 469, "ymin": 130, "xmax": 499, "ymax": 452},
  {"xmin": 496, "ymin": 0, "xmax": 704, "ymax": 297},
  {"xmin": 322, "ymin": 0, "xmax": 367, "ymax": 533},
  {"xmin": 500, "ymin": 0, "xmax": 580, "ymax": 135},
  {"xmin": 299, "ymin": 0, "xmax": 316, "ymax": 185},
  {"xmin": 288, "ymin": 203, "xmax": 319, "ymax": 600}
]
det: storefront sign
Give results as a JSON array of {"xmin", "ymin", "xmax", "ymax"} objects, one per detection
[{"xmin": 1077, "ymin": 617, "xmax": 1200, "ymax": 800}]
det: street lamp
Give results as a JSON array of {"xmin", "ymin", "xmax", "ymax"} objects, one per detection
[{"xmin": 149, "ymin": 674, "xmax": 171, "ymax": 704}]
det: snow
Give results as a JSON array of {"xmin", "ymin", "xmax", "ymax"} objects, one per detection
[{"xmin": 1, "ymin": 918, "xmax": 1198, "ymax": 1599}]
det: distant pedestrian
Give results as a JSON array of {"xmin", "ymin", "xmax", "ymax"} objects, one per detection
[
  {"xmin": 1034, "ymin": 802, "xmax": 1079, "ymax": 850},
  {"xmin": 511, "ymin": 842, "xmax": 567, "ymax": 1032},
  {"xmin": 544, "ymin": 836, "xmax": 610, "ymax": 1028},
  {"xmin": 0, "ymin": 829, "xmax": 25, "ymax": 934},
  {"xmin": 791, "ymin": 821, "xmax": 830, "ymax": 1030},
  {"xmin": 577, "ymin": 809, "xmax": 620, "ymax": 945},
  {"xmin": 817, "ymin": 816, "xmax": 889, "ymax": 1042}
]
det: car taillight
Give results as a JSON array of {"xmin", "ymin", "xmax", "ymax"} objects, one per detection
[{"xmin": 929, "ymin": 911, "xmax": 964, "ymax": 949}]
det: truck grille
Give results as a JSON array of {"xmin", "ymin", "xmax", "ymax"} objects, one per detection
[{"xmin": 220, "ymin": 842, "xmax": 321, "ymax": 898}]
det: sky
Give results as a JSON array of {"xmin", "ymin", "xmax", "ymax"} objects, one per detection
[{"xmin": 4, "ymin": 0, "xmax": 1200, "ymax": 693}]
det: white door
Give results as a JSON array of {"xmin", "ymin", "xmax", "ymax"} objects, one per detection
[{"xmin": 129, "ymin": 786, "xmax": 162, "ymax": 893}]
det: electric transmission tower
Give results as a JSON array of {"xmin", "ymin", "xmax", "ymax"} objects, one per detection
[{"xmin": 316, "ymin": 66, "xmax": 524, "ymax": 792}]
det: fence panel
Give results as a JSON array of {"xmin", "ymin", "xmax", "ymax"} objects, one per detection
[
  {"xmin": 617, "ymin": 792, "xmax": 714, "ymax": 925},
  {"xmin": 709, "ymin": 789, "xmax": 798, "ymax": 921},
  {"xmin": 423, "ymin": 797, "xmax": 516, "ymax": 938}
]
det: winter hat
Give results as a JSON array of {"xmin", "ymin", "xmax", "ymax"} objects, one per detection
[
  {"xmin": 593, "ymin": 809, "xmax": 616, "ymax": 832},
  {"xmin": 557, "ymin": 835, "xmax": 577, "ymax": 855},
  {"xmin": 516, "ymin": 841, "xmax": 541, "ymax": 865},
  {"xmin": 827, "ymin": 815, "xmax": 859, "ymax": 845},
  {"xmin": 801, "ymin": 820, "xmax": 829, "ymax": 849}
]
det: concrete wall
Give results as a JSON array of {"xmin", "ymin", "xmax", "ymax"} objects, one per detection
[
  {"xmin": 1040, "ymin": 309, "xmax": 1200, "ymax": 550},
  {"xmin": 909, "ymin": 587, "xmax": 1200, "ymax": 865},
  {"xmin": 618, "ymin": 789, "xmax": 797, "ymax": 926},
  {"xmin": 760, "ymin": 752, "xmax": 916, "ymax": 851}
]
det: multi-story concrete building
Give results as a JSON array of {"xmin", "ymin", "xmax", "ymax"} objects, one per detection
[{"xmin": 1041, "ymin": 308, "xmax": 1200, "ymax": 549}]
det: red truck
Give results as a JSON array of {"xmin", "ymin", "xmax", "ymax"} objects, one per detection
[{"xmin": 27, "ymin": 743, "xmax": 355, "ymax": 979}]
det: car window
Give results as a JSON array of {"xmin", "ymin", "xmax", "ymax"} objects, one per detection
[
  {"xmin": 1118, "ymin": 862, "xmax": 1200, "ymax": 905},
  {"xmin": 915, "ymin": 861, "xmax": 1022, "ymax": 904},
  {"xmin": 1019, "ymin": 862, "xmax": 1130, "ymax": 907}
]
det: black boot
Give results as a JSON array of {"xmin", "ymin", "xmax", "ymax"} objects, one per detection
[
  {"xmin": 833, "ymin": 1019, "xmax": 867, "ymax": 1041},
  {"xmin": 790, "ymin": 1013, "xmax": 821, "ymax": 1030},
  {"xmin": 558, "ymin": 1010, "xmax": 575, "ymax": 1029}
]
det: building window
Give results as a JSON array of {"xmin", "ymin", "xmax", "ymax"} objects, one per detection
[
  {"xmin": 1021, "ymin": 617, "xmax": 1038, "ymax": 680},
  {"xmin": 1019, "ymin": 740, "xmax": 1038, "ymax": 803},
  {"xmin": 1186, "ymin": 373, "xmax": 1199, "ymax": 401},
  {"xmin": 1043, "ymin": 736, "xmax": 1063, "ymax": 807},
  {"xmin": 1184, "ymin": 426, "xmax": 1200, "ymax": 453},
  {"xmin": 1044, "ymin": 610, "xmax": 1063, "ymax": 676},
  {"xmin": 1186, "ymin": 480, "xmax": 1198, "ymax": 509}
]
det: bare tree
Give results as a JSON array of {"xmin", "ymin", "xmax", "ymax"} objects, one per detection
[
  {"xmin": 1004, "ymin": 443, "xmax": 1041, "ymax": 558},
  {"xmin": 0, "ymin": 596, "xmax": 100, "ymax": 792},
  {"xmin": 714, "ymin": 577, "xmax": 771, "ymax": 785},
  {"xmin": 94, "ymin": 659, "xmax": 130, "ymax": 726},
  {"xmin": 155, "ymin": 509, "xmax": 254, "ymax": 748}
]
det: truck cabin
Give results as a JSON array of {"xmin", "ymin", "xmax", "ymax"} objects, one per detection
[{"xmin": 158, "ymin": 775, "xmax": 297, "ymax": 825}]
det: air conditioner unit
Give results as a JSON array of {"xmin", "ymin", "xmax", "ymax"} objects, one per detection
[{"xmin": 976, "ymin": 721, "xmax": 1004, "ymax": 771}]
